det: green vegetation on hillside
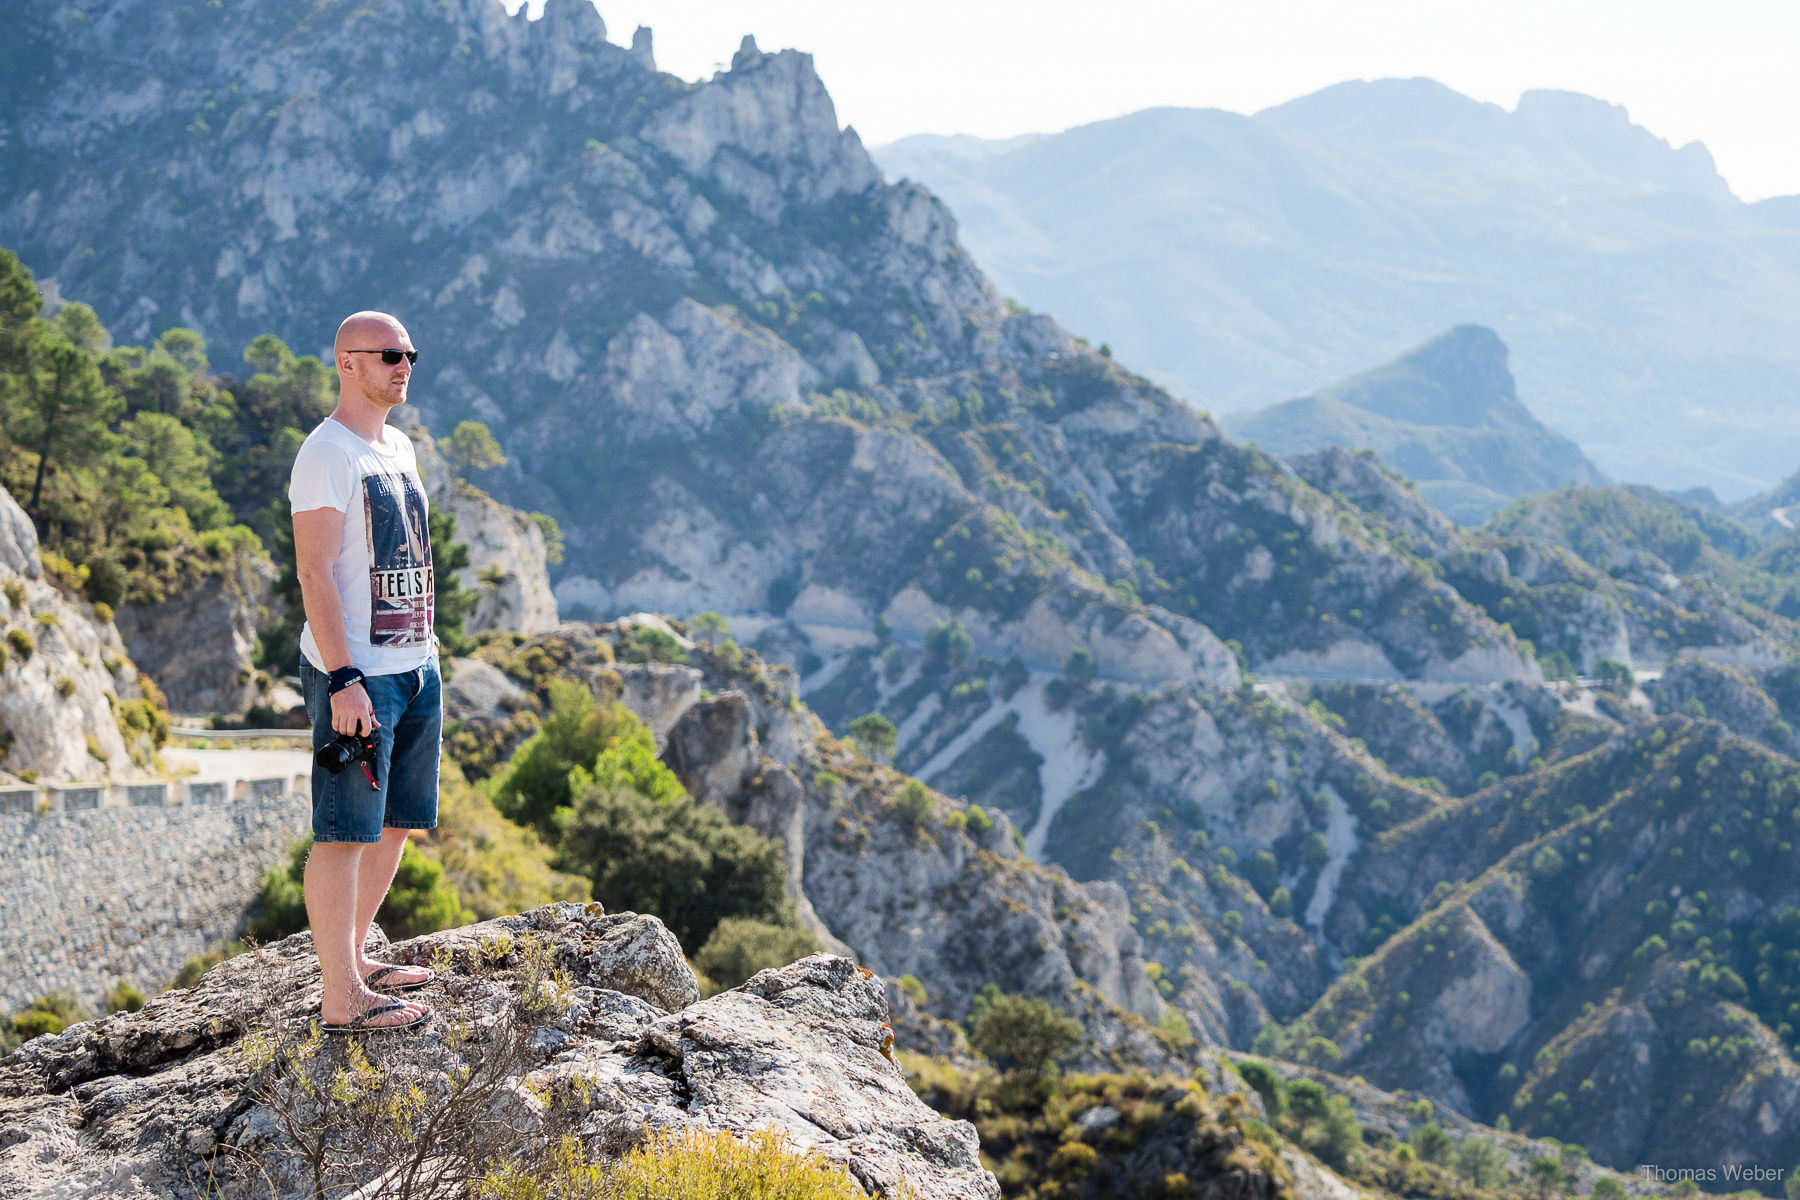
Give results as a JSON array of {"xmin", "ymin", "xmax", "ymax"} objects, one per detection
[
  {"xmin": 1488, "ymin": 483, "xmax": 1800, "ymax": 622},
  {"xmin": 0, "ymin": 250, "xmax": 319, "ymax": 610},
  {"xmin": 904, "ymin": 1056, "xmax": 1286, "ymax": 1200}
]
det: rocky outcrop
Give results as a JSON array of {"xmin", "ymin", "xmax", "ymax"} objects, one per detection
[
  {"xmin": 442, "ymin": 654, "xmax": 532, "ymax": 724},
  {"xmin": 114, "ymin": 549, "xmax": 275, "ymax": 716},
  {"xmin": 1645, "ymin": 657, "xmax": 1798, "ymax": 754},
  {"xmin": 0, "ymin": 485, "xmax": 152, "ymax": 781},
  {"xmin": 0, "ymin": 903, "xmax": 997, "ymax": 1199}
]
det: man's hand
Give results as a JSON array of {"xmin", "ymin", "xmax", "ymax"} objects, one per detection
[{"xmin": 330, "ymin": 681, "xmax": 378, "ymax": 737}]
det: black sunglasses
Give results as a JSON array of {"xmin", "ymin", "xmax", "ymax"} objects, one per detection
[{"xmin": 346, "ymin": 348, "xmax": 418, "ymax": 366}]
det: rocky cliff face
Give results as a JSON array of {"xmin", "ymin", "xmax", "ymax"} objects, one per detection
[
  {"xmin": 0, "ymin": 903, "xmax": 998, "ymax": 1199},
  {"xmin": 0, "ymin": 485, "xmax": 155, "ymax": 781},
  {"xmin": 1287, "ymin": 715, "xmax": 1800, "ymax": 1171},
  {"xmin": 113, "ymin": 547, "xmax": 275, "ymax": 716}
]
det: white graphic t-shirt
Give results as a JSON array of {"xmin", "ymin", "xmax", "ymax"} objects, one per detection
[{"xmin": 289, "ymin": 417, "xmax": 437, "ymax": 676}]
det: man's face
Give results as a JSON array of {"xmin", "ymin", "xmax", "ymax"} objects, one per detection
[{"xmin": 340, "ymin": 323, "xmax": 414, "ymax": 408}]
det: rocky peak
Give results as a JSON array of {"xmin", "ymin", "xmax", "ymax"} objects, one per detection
[
  {"xmin": 1319, "ymin": 325, "xmax": 1522, "ymax": 430},
  {"xmin": 629, "ymin": 24, "xmax": 655, "ymax": 72},
  {"xmin": 644, "ymin": 39, "xmax": 881, "ymax": 210},
  {"xmin": 0, "ymin": 903, "xmax": 997, "ymax": 1199}
]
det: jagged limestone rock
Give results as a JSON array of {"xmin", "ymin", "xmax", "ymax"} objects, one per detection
[
  {"xmin": 442, "ymin": 654, "xmax": 533, "ymax": 724},
  {"xmin": 0, "ymin": 904, "xmax": 996, "ymax": 1199},
  {"xmin": 114, "ymin": 549, "xmax": 275, "ymax": 716},
  {"xmin": 0, "ymin": 485, "xmax": 148, "ymax": 780}
]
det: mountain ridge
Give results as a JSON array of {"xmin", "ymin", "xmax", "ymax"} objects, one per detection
[
  {"xmin": 874, "ymin": 80, "xmax": 1800, "ymax": 496},
  {"xmin": 1223, "ymin": 325, "xmax": 1606, "ymax": 523}
]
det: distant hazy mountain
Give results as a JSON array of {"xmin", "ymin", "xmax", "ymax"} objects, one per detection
[
  {"xmin": 1223, "ymin": 325, "xmax": 1605, "ymax": 523},
  {"xmin": 874, "ymin": 79, "xmax": 1800, "ymax": 499}
]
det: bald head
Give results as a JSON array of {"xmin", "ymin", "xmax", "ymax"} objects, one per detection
[
  {"xmin": 334, "ymin": 311, "xmax": 407, "ymax": 359},
  {"xmin": 334, "ymin": 310, "xmax": 414, "ymax": 413}
]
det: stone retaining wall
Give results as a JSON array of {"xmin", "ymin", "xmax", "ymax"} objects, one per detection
[{"xmin": 0, "ymin": 793, "xmax": 307, "ymax": 1013}]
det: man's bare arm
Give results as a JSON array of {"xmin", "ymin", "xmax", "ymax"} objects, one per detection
[{"xmin": 293, "ymin": 507, "xmax": 376, "ymax": 736}]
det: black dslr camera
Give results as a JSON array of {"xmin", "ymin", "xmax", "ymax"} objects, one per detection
[{"xmin": 315, "ymin": 731, "xmax": 380, "ymax": 788}]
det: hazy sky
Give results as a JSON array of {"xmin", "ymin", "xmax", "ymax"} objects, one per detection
[{"xmin": 505, "ymin": 0, "xmax": 1800, "ymax": 202}]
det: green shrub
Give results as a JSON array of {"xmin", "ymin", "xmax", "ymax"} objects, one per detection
[
  {"xmin": 1246, "ymin": 849, "xmax": 1279, "ymax": 898},
  {"xmin": 894, "ymin": 779, "xmax": 933, "ymax": 828},
  {"xmin": 439, "ymin": 419, "xmax": 506, "ymax": 472},
  {"xmin": 558, "ymin": 749, "xmax": 788, "ymax": 953},
  {"xmin": 848, "ymin": 712, "xmax": 897, "ymax": 762},
  {"xmin": 620, "ymin": 625, "xmax": 688, "ymax": 665},
  {"xmin": 689, "ymin": 612, "xmax": 730, "ymax": 641},
  {"xmin": 380, "ymin": 839, "xmax": 472, "ymax": 939},
  {"xmin": 104, "ymin": 980, "xmax": 146, "ymax": 1014},
  {"xmin": 11, "ymin": 1009, "xmax": 64, "ymax": 1039},
  {"xmin": 1236, "ymin": 1059, "xmax": 1286, "ymax": 1119},
  {"xmin": 1590, "ymin": 1178, "xmax": 1627, "ymax": 1200},
  {"xmin": 83, "ymin": 552, "xmax": 127, "ymax": 608},
  {"xmin": 1319, "ymin": 1095, "xmax": 1362, "ymax": 1165},
  {"xmin": 1454, "ymin": 1137, "xmax": 1506, "ymax": 1188},
  {"xmin": 114, "ymin": 697, "xmax": 169, "ymax": 750},
  {"xmin": 967, "ymin": 990, "xmax": 1080, "ymax": 1075},
  {"xmin": 924, "ymin": 617, "xmax": 973, "ymax": 670},
  {"xmin": 10, "ymin": 990, "xmax": 87, "ymax": 1041},
  {"xmin": 426, "ymin": 760, "xmax": 590, "ymax": 921},
  {"xmin": 693, "ymin": 917, "xmax": 821, "ymax": 991},
  {"xmin": 1048, "ymin": 1141, "xmax": 1098, "ymax": 1182},
  {"xmin": 1409, "ymin": 1121, "xmax": 1451, "ymax": 1163},
  {"xmin": 1592, "ymin": 658, "xmax": 1633, "ymax": 696},
  {"xmin": 7, "ymin": 628, "xmax": 33, "ymax": 660},
  {"xmin": 899, "ymin": 975, "xmax": 929, "ymax": 1006},
  {"xmin": 491, "ymin": 679, "xmax": 648, "ymax": 836},
  {"xmin": 1529, "ymin": 1155, "xmax": 1565, "ymax": 1198},
  {"xmin": 1062, "ymin": 647, "xmax": 1097, "ymax": 684},
  {"xmin": 247, "ymin": 837, "xmax": 312, "ymax": 943},
  {"xmin": 174, "ymin": 940, "xmax": 247, "ymax": 988},
  {"xmin": 965, "ymin": 805, "xmax": 994, "ymax": 835}
]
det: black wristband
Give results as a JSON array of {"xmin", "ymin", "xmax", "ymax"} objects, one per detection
[{"xmin": 327, "ymin": 667, "xmax": 367, "ymax": 697}]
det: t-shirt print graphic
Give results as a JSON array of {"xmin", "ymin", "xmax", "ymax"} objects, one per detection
[{"xmin": 363, "ymin": 472, "xmax": 433, "ymax": 647}]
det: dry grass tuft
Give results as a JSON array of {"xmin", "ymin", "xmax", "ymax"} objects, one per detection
[{"xmin": 479, "ymin": 1129, "xmax": 873, "ymax": 1200}]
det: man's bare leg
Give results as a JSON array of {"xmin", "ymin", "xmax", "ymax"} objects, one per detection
[
  {"xmin": 304, "ymin": 839, "xmax": 423, "ymax": 1025},
  {"xmin": 353, "ymin": 828, "xmax": 430, "ymax": 985}
]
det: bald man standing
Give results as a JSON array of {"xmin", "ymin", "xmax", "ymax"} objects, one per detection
[{"xmin": 288, "ymin": 311, "xmax": 441, "ymax": 1032}]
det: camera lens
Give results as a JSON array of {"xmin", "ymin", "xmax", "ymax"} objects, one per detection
[{"xmin": 314, "ymin": 736, "xmax": 358, "ymax": 774}]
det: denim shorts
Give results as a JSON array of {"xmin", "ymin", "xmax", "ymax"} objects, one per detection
[{"xmin": 300, "ymin": 657, "xmax": 442, "ymax": 844}]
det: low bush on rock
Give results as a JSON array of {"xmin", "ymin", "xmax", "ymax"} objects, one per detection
[
  {"xmin": 965, "ymin": 987, "xmax": 1081, "ymax": 1078},
  {"xmin": 557, "ymin": 752, "xmax": 789, "ymax": 954},
  {"xmin": 904, "ymin": 1057, "xmax": 1283, "ymax": 1200},
  {"xmin": 479, "ymin": 1129, "xmax": 868, "ymax": 1200},
  {"xmin": 693, "ymin": 917, "xmax": 821, "ymax": 993}
]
